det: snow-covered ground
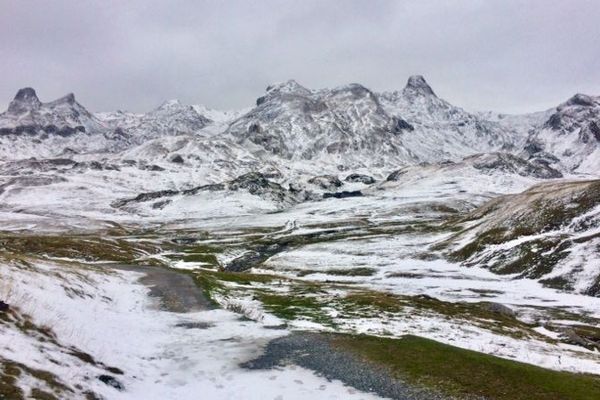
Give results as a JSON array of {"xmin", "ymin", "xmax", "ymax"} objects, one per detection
[{"xmin": 0, "ymin": 260, "xmax": 383, "ymax": 399}]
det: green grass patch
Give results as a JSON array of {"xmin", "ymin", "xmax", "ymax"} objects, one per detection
[
  {"xmin": 0, "ymin": 234, "xmax": 162, "ymax": 265},
  {"xmin": 331, "ymin": 334, "xmax": 600, "ymax": 400},
  {"xmin": 256, "ymin": 292, "xmax": 334, "ymax": 326}
]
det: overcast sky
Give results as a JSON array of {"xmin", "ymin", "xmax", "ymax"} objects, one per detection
[{"xmin": 1, "ymin": 0, "xmax": 599, "ymax": 114}]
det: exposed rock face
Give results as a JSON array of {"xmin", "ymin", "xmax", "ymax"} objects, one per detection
[
  {"xmin": 468, "ymin": 153, "xmax": 563, "ymax": 179},
  {"xmin": 525, "ymin": 93, "xmax": 600, "ymax": 173},
  {"xmin": 170, "ymin": 154, "xmax": 184, "ymax": 164},
  {"xmin": 344, "ymin": 173, "xmax": 376, "ymax": 184},
  {"xmin": 111, "ymin": 172, "xmax": 300, "ymax": 210},
  {"xmin": 386, "ymin": 168, "xmax": 409, "ymax": 182},
  {"xmin": 308, "ymin": 175, "xmax": 343, "ymax": 191},
  {"xmin": 0, "ymin": 87, "xmax": 122, "ymax": 158},
  {"xmin": 226, "ymin": 76, "xmax": 524, "ymax": 168},
  {"xmin": 403, "ymin": 75, "xmax": 436, "ymax": 98},
  {"xmin": 100, "ymin": 100, "xmax": 212, "ymax": 141},
  {"xmin": 323, "ymin": 190, "xmax": 362, "ymax": 199},
  {"xmin": 8, "ymin": 87, "xmax": 42, "ymax": 114}
]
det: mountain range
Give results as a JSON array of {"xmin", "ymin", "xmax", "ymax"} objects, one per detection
[{"xmin": 2, "ymin": 75, "xmax": 598, "ymax": 175}]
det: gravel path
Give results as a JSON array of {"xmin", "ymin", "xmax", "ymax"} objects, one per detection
[
  {"xmin": 111, "ymin": 265, "xmax": 214, "ymax": 312},
  {"xmin": 109, "ymin": 265, "xmax": 451, "ymax": 399},
  {"xmin": 242, "ymin": 331, "xmax": 452, "ymax": 400}
]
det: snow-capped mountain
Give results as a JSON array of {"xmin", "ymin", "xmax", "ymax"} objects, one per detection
[
  {"xmin": 0, "ymin": 87, "xmax": 105, "ymax": 135},
  {"xmin": 378, "ymin": 76, "xmax": 529, "ymax": 162},
  {"xmin": 97, "ymin": 99, "xmax": 212, "ymax": 143},
  {"xmin": 524, "ymin": 93, "xmax": 600, "ymax": 173},
  {"xmin": 0, "ymin": 76, "xmax": 599, "ymax": 185},
  {"xmin": 225, "ymin": 76, "xmax": 533, "ymax": 169},
  {"xmin": 226, "ymin": 79, "xmax": 415, "ymax": 168},
  {"xmin": 0, "ymin": 88, "xmax": 127, "ymax": 159},
  {"xmin": 1, "ymin": 77, "xmax": 596, "ymax": 177}
]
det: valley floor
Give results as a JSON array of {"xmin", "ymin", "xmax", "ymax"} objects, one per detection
[{"xmin": 2, "ymin": 170, "xmax": 600, "ymax": 399}]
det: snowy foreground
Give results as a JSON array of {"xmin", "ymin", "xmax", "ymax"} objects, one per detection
[{"xmin": 0, "ymin": 261, "xmax": 383, "ymax": 400}]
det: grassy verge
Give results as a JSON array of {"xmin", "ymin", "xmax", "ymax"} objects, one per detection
[{"xmin": 332, "ymin": 334, "xmax": 600, "ymax": 400}]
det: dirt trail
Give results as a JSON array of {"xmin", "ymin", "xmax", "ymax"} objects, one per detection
[{"xmin": 111, "ymin": 265, "xmax": 214, "ymax": 312}]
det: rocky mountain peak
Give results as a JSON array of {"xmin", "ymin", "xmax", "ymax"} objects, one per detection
[
  {"xmin": 157, "ymin": 99, "xmax": 184, "ymax": 110},
  {"xmin": 403, "ymin": 75, "xmax": 436, "ymax": 97},
  {"xmin": 265, "ymin": 80, "xmax": 310, "ymax": 96},
  {"xmin": 48, "ymin": 93, "xmax": 77, "ymax": 107},
  {"xmin": 561, "ymin": 93, "xmax": 599, "ymax": 109},
  {"xmin": 7, "ymin": 87, "xmax": 42, "ymax": 113}
]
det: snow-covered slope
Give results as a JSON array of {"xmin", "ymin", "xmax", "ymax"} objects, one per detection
[
  {"xmin": 0, "ymin": 88, "xmax": 123, "ymax": 158},
  {"xmin": 378, "ymin": 76, "xmax": 528, "ymax": 162},
  {"xmin": 1, "ymin": 78, "xmax": 597, "ymax": 178},
  {"xmin": 225, "ymin": 80, "xmax": 415, "ymax": 168},
  {"xmin": 441, "ymin": 179, "xmax": 600, "ymax": 295},
  {"xmin": 524, "ymin": 94, "xmax": 600, "ymax": 173},
  {"xmin": 97, "ymin": 100, "xmax": 212, "ymax": 143},
  {"xmin": 225, "ymin": 76, "xmax": 534, "ymax": 171}
]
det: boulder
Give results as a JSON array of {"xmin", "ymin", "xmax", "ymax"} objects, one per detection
[
  {"xmin": 170, "ymin": 154, "xmax": 184, "ymax": 164},
  {"xmin": 486, "ymin": 302, "xmax": 515, "ymax": 317},
  {"xmin": 344, "ymin": 173, "xmax": 376, "ymax": 184}
]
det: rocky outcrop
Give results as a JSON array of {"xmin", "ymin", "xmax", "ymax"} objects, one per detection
[
  {"xmin": 308, "ymin": 175, "xmax": 343, "ymax": 191},
  {"xmin": 468, "ymin": 153, "xmax": 562, "ymax": 179},
  {"xmin": 344, "ymin": 173, "xmax": 376, "ymax": 184}
]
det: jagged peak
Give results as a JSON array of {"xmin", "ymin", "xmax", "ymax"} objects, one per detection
[
  {"xmin": 47, "ymin": 93, "xmax": 77, "ymax": 107},
  {"xmin": 403, "ymin": 75, "xmax": 436, "ymax": 97},
  {"xmin": 8, "ymin": 87, "xmax": 42, "ymax": 113},
  {"xmin": 265, "ymin": 79, "xmax": 310, "ymax": 95},
  {"xmin": 159, "ymin": 99, "xmax": 182, "ymax": 108},
  {"xmin": 559, "ymin": 93, "xmax": 599, "ymax": 109},
  {"xmin": 14, "ymin": 87, "xmax": 39, "ymax": 102},
  {"xmin": 154, "ymin": 99, "xmax": 196, "ymax": 113}
]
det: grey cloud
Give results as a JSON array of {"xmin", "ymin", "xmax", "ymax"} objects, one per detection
[{"xmin": 0, "ymin": 0, "xmax": 599, "ymax": 114}]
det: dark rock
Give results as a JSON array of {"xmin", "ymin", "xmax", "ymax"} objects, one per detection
[
  {"xmin": 0, "ymin": 301, "xmax": 9, "ymax": 312},
  {"xmin": 327, "ymin": 188, "xmax": 362, "ymax": 199},
  {"xmin": 486, "ymin": 302, "xmax": 515, "ymax": 317},
  {"xmin": 256, "ymin": 96, "xmax": 267, "ymax": 106},
  {"xmin": 248, "ymin": 122, "xmax": 261, "ymax": 133},
  {"xmin": 139, "ymin": 164, "xmax": 165, "ymax": 171},
  {"xmin": 545, "ymin": 113, "xmax": 562, "ymax": 130},
  {"xmin": 403, "ymin": 75, "xmax": 436, "ymax": 97},
  {"xmin": 8, "ymin": 87, "xmax": 42, "ymax": 114},
  {"xmin": 588, "ymin": 121, "xmax": 600, "ymax": 142},
  {"xmin": 175, "ymin": 321, "xmax": 215, "ymax": 329},
  {"xmin": 323, "ymin": 190, "xmax": 362, "ymax": 199},
  {"xmin": 170, "ymin": 154, "xmax": 184, "ymax": 164},
  {"xmin": 308, "ymin": 175, "xmax": 343, "ymax": 190},
  {"xmin": 471, "ymin": 153, "xmax": 562, "ymax": 179},
  {"xmin": 181, "ymin": 183, "xmax": 226, "ymax": 195},
  {"xmin": 97, "ymin": 375, "xmax": 124, "ymax": 391},
  {"xmin": 565, "ymin": 93, "xmax": 596, "ymax": 108},
  {"xmin": 524, "ymin": 141, "xmax": 543, "ymax": 156},
  {"xmin": 111, "ymin": 189, "xmax": 179, "ymax": 208},
  {"xmin": 344, "ymin": 173, "xmax": 376, "ymax": 184},
  {"xmin": 151, "ymin": 200, "xmax": 172, "ymax": 209},
  {"xmin": 387, "ymin": 168, "xmax": 409, "ymax": 181},
  {"xmin": 393, "ymin": 118, "xmax": 414, "ymax": 133}
]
